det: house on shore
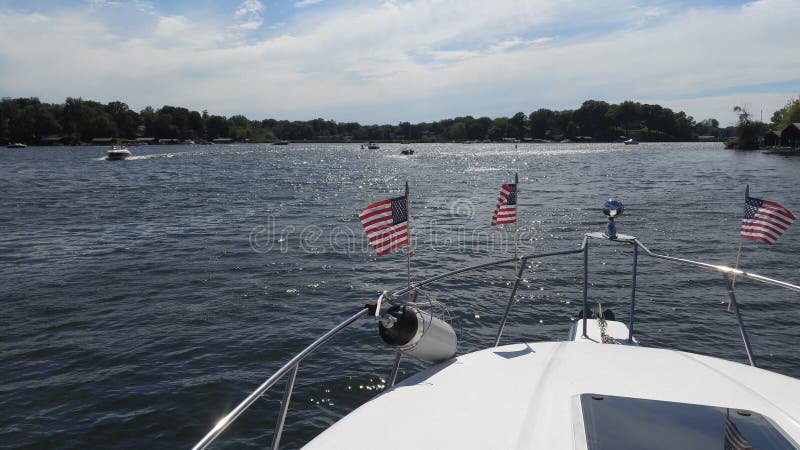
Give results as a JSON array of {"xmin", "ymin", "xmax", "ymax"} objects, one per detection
[
  {"xmin": 781, "ymin": 123, "xmax": 800, "ymax": 148},
  {"xmin": 765, "ymin": 123, "xmax": 800, "ymax": 148},
  {"xmin": 763, "ymin": 130, "xmax": 782, "ymax": 147}
]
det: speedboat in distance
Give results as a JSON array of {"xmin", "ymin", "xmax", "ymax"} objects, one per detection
[{"xmin": 106, "ymin": 145, "xmax": 131, "ymax": 160}]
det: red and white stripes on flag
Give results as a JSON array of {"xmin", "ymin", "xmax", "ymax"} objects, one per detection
[
  {"xmin": 724, "ymin": 417, "xmax": 754, "ymax": 450},
  {"xmin": 491, "ymin": 183, "xmax": 517, "ymax": 226},
  {"xmin": 359, "ymin": 196, "xmax": 409, "ymax": 256},
  {"xmin": 741, "ymin": 196, "xmax": 795, "ymax": 245}
]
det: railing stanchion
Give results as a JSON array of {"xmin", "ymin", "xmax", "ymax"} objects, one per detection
[
  {"xmin": 582, "ymin": 240, "xmax": 589, "ymax": 338},
  {"xmin": 628, "ymin": 242, "xmax": 638, "ymax": 342},
  {"xmin": 388, "ymin": 351, "xmax": 402, "ymax": 388},
  {"xmin": 271, "ymin": 364, "xmax": 299, "ymax": 450},
  {"xmin": 494, "ymin": 259, "xmax": 527, "ymax": 347},
  {"xmin": 723, "ymin": 274, "xmax": 756, "ymax": 367}
]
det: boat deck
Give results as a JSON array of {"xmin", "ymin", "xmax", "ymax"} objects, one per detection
[{"xmin": 305, "ymin": 341, "xmax": 800, "ymax": 449}]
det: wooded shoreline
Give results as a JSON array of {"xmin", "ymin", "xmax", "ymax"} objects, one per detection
[{"xmin": 2, "ymin": 97, "xmax": 731, "ymax": 147}]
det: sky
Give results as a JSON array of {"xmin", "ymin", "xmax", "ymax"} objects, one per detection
[{"xmin": 0, "ymin": 0, "xmax": 798, "ymax": 125}]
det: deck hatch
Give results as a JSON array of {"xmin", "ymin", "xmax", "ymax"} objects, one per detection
[{"xmin": 580, "ymin": 394, "xmax": 797, "ymax": 450}]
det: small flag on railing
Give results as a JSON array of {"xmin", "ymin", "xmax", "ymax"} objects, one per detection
[
  {"xmin": 724, "ymin": 416, "xmax": 754, "ymax": 450},
  {"xmin": 741, "ymin": 196, "xmax": 795, "ymax": 245},
  {"xmin": 359, "ymin": 196, "xmax": 409, "ymax": 256},
  {"xmin": 491, "ymin": 183, "xmax": 517, "ymax": 226}
]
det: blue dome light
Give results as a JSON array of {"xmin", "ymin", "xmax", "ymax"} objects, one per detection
[{"xmin": 602, "ymin": 198, "xmax": 624, "ymax": 238}]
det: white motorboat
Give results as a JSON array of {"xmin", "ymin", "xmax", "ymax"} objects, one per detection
[
  {"xmin": 7, "ymin": 142, "xmax": 27, "ymax": 148},
  {"xmin": 192, "ymin": 200, "xmax": 800, "ymax": 450},
  {"xmin": 106, "ymin": 145, "xmax": 131, "ymax": 160},
  {"xmin": 623, "ymin": 138, "xmax": 639, "ymax": 145}
]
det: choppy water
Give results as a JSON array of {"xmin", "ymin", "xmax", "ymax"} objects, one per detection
[{"xmin": 2, "ymin": 142, "xmax": 799, "ymax": 449}]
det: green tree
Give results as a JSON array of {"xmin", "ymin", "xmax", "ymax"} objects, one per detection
[
  {"xmin": 152, "ymin": 113, "xmax": 178, "ymax": 139},
  {"xmin": 694, "ymin": 118, "xmax": 721, "ymax": 137},
  {"xmin": 488, "ymin": 117, "xmax": 510, "ymax": 140},
  {"xmin": 774, "ymin": 97, "xmax": 800, "ymax": 130},
  {"xmin": 106, "ymin": 101, "xmax": 141, "ymax": 138},
  {"xmin": 573, "ymin": 100, "xmax": 613, "ymax": 140},
  {"xmin": 84, "ymin": 113, "xmax": 118, "ymax": 140},
  {"xmin": 2, "ymin": 99, "xmax": 62, "ymax": 143},
  {"xmin": 509, "ymin": 112, "xmax": 527, "ymax": 140},
  {"xmin": 228, "ymin": 114, "xmax": 253, "ymax": 140},
  {"xmin": 187, "ymin": 111, "xmax": 204, "ymax": 139},
  {"xmin": 447, "ymin": 122, "xmax": 467, "ymax": 141},
  {"xmin": 730, "ymin": 106, "xmax": 765, "ymax": 150},
  {"xmin": 610, "ymin": 101, "xmax": 641, "ymax": 137},
  {"xmin": 0, "ymin": 95, "xmax": 713, "ymax": 145},
  {"xmin": 529, "ymin": 109, "xmax": 555, "ymax": 139},
  {"xmin": 468, "ymin": 117, "xmax": 491, "ymax": 140},
  {"xmin": 205, "ymin": 115, "xmax": 229, "ymax": 139}
]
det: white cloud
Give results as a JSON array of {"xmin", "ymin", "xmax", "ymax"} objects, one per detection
[
  {"xmin": 236, "ymin": 18, "xmax": 264, "ymax": 30},
  {"xmin": 234, "ymin": 0, "xmax": 264, "ymax": 31},
  {"xmin": 488, "ymin": 37, "xmax": 553, "ymax": 53},
  {"xmin": 132, "ymin": 0, "xmax": 155, "ymax": 15},
  {"xmin": 151, "ymin": 15, "xmax": 227, "ymax": 49},
  {"xmin": 235, "ymin": 0, "xmax": 264, "ymax": 18},
  {"xmin": 0, "ymin": 0, "xmax": 798, "ymax": 124},
  {"xmin": 294, "ymin": 0, "xmax": 323, "ymax": 8},
  {"xmin": 86, "ymin": 0, "xmax": 154, "ymax": 14},
  {"xmin": 87, "ymin": 0, "xmax": 123, "ymax": 8}
]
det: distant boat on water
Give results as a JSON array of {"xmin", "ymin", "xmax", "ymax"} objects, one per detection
[
  {"xmin": 106, "ymin": 145, "xmax": 131, "ymax": 160},
  {"xmin": 272, "ymin": 140, "xmax": 289, "ymax": 145},
  {"xmin": 7, "ymin": 142, "xmax": 27, "ymax": 148},
  {"xmin": 623, "ymin": 138, "xmax": 639, "ymax": 145},
  {"xmin": 367, "ymin": 143, "xmax": 380, "ymax": 149},
  {"xmin": 401, "ymin": 149, "xmax": 415, "ymax": 155}
]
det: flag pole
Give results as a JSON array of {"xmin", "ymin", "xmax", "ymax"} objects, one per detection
[
  {"xmin": 728, "ymin": 184, "xmax": 748, "ymax": 312},
  {"xmin": 405, "ymin": 181, "xmax": 412, "ymax": 303},
  {"xmin": 514, "ymin": 172, "xmax": 519, "ymax": 272}
]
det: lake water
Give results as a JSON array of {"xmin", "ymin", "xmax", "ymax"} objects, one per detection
[{"xmin": 2, "ymin": 142, "xmax": 799, "ymax": 449}]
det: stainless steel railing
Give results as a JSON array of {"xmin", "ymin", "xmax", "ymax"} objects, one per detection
[
  {"xmin": 191, "ymin": 308, "xmax": 370, "ymax": 450},
  {"xmin": 192, "ymin": 233, "xmax": 800, "ymax": 450}
]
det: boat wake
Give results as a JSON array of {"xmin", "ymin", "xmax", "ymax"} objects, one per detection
[{"xmin": 126, "ymin": 153, "xmax": 182, "ymax": 160}]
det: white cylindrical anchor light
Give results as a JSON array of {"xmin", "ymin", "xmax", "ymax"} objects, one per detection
[{"xmin": 378, "ymin": 305, "xmax": 457, "ymax": 364}]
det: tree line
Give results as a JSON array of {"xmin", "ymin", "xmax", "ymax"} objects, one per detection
[
  {"xmin": 728, "ymin": 95, "xmax": 800, "ymax": 150},
  {"xmin": 1, "ymin": 96, "xmax": 730, "ymax": 145}
]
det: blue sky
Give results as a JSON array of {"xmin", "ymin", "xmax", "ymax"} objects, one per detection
[{"xmin": 1, "ymin": 0, "xmax": 797, "ymax": 125}]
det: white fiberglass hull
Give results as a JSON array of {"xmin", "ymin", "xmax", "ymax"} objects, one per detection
[
  {"xmin": 107, "ymin": 150, "xmax": 131, "ymax": 160},
  {"xmin": 304, "ymin": 341, "xmax": 800, "ymax": 449}
]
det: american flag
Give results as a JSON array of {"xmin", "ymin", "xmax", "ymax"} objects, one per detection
[
  {"xmin": 491, "ymin": 183, "xmax": 517, "ymax": 226},
  {"xmin": 741, "ymin": 196, "xmax": 795, "ymax": 245},
  {"xmin": 724, "ymin": 416, "xmax": 754, "ymax": 450},
  {"xmin": 359, "ymin": 196, "xmax": 409, "ymax": 256}
]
